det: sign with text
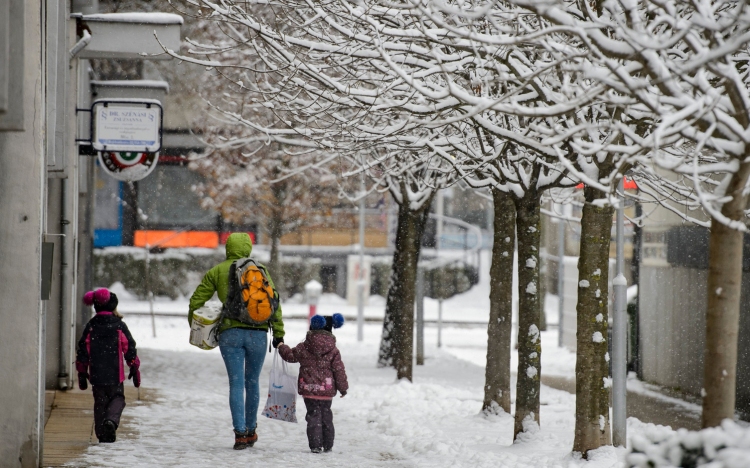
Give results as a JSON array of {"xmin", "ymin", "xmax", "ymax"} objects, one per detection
[{"xmin": 92, "ymin": 99, "xmax": 162, "ymax": 152}]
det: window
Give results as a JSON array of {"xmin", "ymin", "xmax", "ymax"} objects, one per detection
[{"xmin": 136, "ymin": 165, "xmax": 218, "ymax": 230}]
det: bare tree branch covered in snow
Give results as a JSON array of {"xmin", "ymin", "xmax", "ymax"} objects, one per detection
[
  {"xmin": 168, "ymin": 0, "xmax": 750, "ymax": 456},
  {"xmin": 512, "ymin": 0, "xmax": 750, "ymax": 434}
]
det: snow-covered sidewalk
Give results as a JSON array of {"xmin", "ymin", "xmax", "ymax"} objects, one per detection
[{"xmin": 73, "ymin": 316, "xmax": 631, "ymax": 468}]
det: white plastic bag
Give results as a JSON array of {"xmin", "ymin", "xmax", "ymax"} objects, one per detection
[{"xmin": 262, "ymin": 350, "xmax": 298, "ymax": 423}]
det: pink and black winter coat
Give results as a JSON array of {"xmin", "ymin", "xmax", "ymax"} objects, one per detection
[
  {"xmin": 76, "ymin": 313, "xmax": 138, "ymax": 387},
  {"xmin": 278, "ymin": 330, "xmax": 348, "ymax": 399}
]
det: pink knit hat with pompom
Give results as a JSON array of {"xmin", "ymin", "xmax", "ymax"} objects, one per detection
[{"xmin": 82, "ymin": 288, "xmax": 118, "ymax": 312}]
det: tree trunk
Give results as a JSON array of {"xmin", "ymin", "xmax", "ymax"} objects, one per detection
[
  {"xmin": 267, "ymin": 181, "xmax": 286, "ymax": 293},
  {"xmin": 483, "ymin": 189, "xmax": 516, "ymax": 414},
  {"xmin": 702, "ymin": 162, "xmax": 750, "ymax": 427},
  {"xmin": 513, "ymin": 195, "xmax": 543, "ymax": 440},
  {"xmin": 378, "ymin": 190, "xmax": 433, "ymax": 381},
  {"xmin": 378, "ymin": 201, "xmax": 410, "ymax": 368},
  {"xmin": 573, "ymin": 186, "xmax": 613, "ymax": 456},
  {"xmin": 268, "ymin": 220, "xmax": 282, "ymax": 289}
]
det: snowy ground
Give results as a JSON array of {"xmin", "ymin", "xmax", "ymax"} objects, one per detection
[
  {"xmin": 72, "ymin": 251, "xmax": 685, "ymax": 467},
  {"xmin": 76, "ymin": 316, "xmax": 630, "ymax": 468}
]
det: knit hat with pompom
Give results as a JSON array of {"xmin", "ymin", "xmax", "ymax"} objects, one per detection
[
  {"xmin": 83, "ymin": 288, "xmax": 119, "ymax": 313},
  {"xmin": 310, "ymin": 313, "xmax": 345, "ymax": 332}
]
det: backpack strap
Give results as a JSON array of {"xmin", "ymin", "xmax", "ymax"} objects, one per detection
[{"xmin": 219, "ymin": 260, "xmax": 239, "ymax": 333}]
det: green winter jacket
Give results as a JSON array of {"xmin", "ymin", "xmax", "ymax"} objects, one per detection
[{"xmin": 188, "ymin": 233, "xmax": 285, "ymax": 338}]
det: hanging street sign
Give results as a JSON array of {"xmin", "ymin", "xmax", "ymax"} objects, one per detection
[
  {"xmin": 98, "ymin": 151, "xmax": 159, "ymax": 182},
  {"xmin": 91, "ymin": 99, "xmax": 163, "ymax": 153}
]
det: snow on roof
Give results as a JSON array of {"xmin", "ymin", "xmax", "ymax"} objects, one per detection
[
  {"xmin": 91, "ymin": 98, "xmax": 164, "ymax": 107},
  {"xmin": 82, "ymin": 13, "xmax": 184, "ymax": 25},
  {"xmin": 91, "ymin": 80, "xmax": 170, "ymax": 93}
]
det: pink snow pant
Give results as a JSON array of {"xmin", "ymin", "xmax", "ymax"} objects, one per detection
[{"xmin": 304, "ymin": 398, "xmax": 334, "ymax": 451}]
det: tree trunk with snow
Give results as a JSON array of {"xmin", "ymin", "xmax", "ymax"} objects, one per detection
[
  {"xmin": 573, "ymin": 186, "xmax": 613, "ymax": 456},
  {"xmin": 513, "ymin": 195, "xmax": 542, "ymax": 440},
  {"xmin": 483, "ymin": 189, "xmax": 516, "ymax": 414},
  {"xmin": 377, "ymin": 202, "xmax": 408, "ymax": 368},
  {"xmin": 703, "ymin": 162, "xmax": 750, "ymax": 428},
  {"xmin": 378, "ymin": 189, "xmax": 433, "ymax": 381},
  {"xmin": 268, "ymin": 218, "xmax": 283, "ymax": 292}
]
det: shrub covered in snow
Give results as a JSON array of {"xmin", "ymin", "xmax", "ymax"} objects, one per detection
[
  {"xmin": 370, "ymin": 261, "xmax": 478, "ymax": 299},
  {"xmin": 94, "ymin": 248, "xmax": 321, "ymax": 299},
  {"xmin": 627, "ymin": 420, "xmax": 750, "ymax": 468}
]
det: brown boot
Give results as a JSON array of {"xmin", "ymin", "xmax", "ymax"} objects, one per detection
[
  {"xmin": 234, "ymin": 430, "xmax": 250, "ymax": 450},
  {"xmin": 246, "ymin": 428, "xmax": 258, "ymax": 447}
]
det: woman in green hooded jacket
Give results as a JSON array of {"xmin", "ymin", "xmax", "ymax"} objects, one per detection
[{"xmin": 188, "ymin": 232, "xmax": 285, "ymax": 449}]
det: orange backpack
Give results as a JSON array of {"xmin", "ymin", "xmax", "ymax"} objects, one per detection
[{"xmin": 223, "ymin": 259, "xmax": 280, "ymax": 326}]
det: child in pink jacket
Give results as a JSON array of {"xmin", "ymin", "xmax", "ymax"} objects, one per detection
[
  {"xmin": 76, "ymin": 288, "xmax": 140, "ymax": 443},
  {"xmin": 278, "ymin": 313, "xmax": 348, "ymax": 453}
]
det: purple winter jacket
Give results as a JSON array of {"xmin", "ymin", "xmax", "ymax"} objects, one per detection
[{"xmin": 278, "ymin": 330, "xmax": 349, "ymax": 399}]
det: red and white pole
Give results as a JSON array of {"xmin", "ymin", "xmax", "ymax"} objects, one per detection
[{"xmin": 308, "ymin": 304, "xmax": 317, "ymax": 325}]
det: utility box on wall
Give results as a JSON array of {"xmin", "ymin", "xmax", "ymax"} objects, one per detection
[{"xmin": 75, "ymin": 13, "xmax": 183, "ymax": 60}]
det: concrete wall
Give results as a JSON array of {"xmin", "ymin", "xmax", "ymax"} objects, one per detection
[
  {"xmin": 640, "ymin": 265, "xmax": 750, "ymax": 417},
  {"xmin": 45, "ymin": 178, "xmax": 64, "ymax": 387},
  {"xmin": 0, "ymin": 1, "xmax": 46, "ymax": 466},
  {"xmin": 639, "ymin": 265, "xmax": 706, "ymax": 394}
]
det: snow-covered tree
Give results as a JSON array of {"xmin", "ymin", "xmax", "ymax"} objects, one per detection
[
  {"xmin": 191, "ymin": 139, "xmax": 339, "ymax": 291},
  {"xmin": 513, "ymin": 0, "xmax": 750, "ymax": 431},
  {"xmin": 170, "ymin": 0, "xmax": 576, "ymax": 436},
  {"xmin": 375, "ymin": 160, "xmax": 441, "ymax": 380}
]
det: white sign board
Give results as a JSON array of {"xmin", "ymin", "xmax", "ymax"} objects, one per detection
[{"xmin": 92, "ymin": 100, "xmax": 162, "ymax": 152}]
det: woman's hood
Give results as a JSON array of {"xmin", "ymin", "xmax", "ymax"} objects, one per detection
[{"xmin": 225, "ymin": 233, "xmax": 252, "ymax": 260}]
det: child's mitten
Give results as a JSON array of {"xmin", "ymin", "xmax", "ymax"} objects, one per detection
[
  {"xmin": 128, "ymin": 366, "xmax": 140, "ymax": 387},
  {"xmin": 75, "ymin": 361, "xmax": 89, "ymax": 390},
  {"xmin": 78, "ymin": 372, "xmax": 88, "ymax": 390},
  {"xmin": 127, "ymin": 357, "xmax": 141, "ymax": 388}
]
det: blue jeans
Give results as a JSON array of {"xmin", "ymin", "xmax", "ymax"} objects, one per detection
[{"xmin": 219, "ymin": 328, "xmax": 268, "ymax": 433}]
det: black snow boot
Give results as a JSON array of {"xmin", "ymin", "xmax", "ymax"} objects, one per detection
[{"xmin": 100, "ymin": 420, "xmax": 117, "ymax": 443}]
